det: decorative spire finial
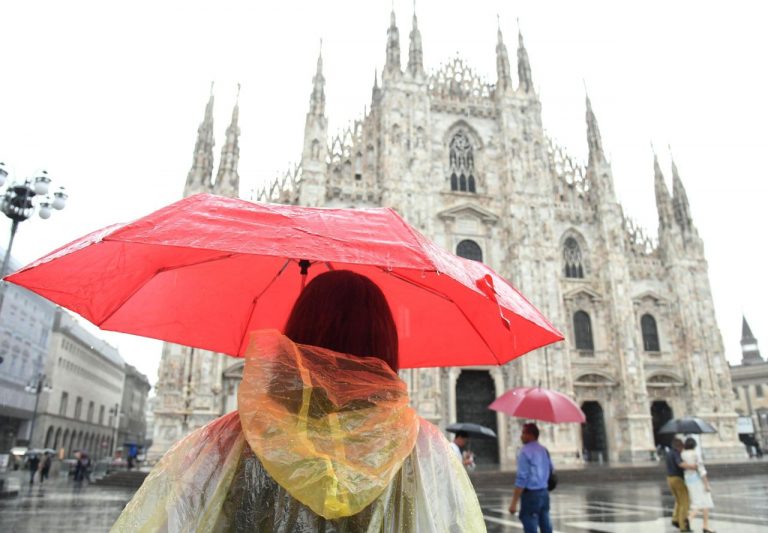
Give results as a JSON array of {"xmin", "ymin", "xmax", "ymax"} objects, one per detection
[
  {"xmin": 309, "ymin": 44, "xmax": 326, "ymax": 116},
  {"xmin": 585, "ymin": 90, "xmax": 605, "ymax": 165},
  {"xmin": 407, "ymin": 0, "xmax": 424, "ymax": 77},
  {"xmin": 495, "ymin": 15, "xmax": 512, "ymax": 92},
  {"xmin": 385, "ymin": 5, "xmax": 401, "ymax": 76},
  {"xmin": 668, "ymin": 146, "xmax": 694, "ymax": 231},
  {"xmin": 184, "ymin": 88, "xmax": 216, "ymax": 196},
  {"xmin": 516, "ymin": 19, "xmax": 534, "ymax": 93},
  {"xmin": 653, "ymin": 148, "xmax": 675, "ymax": 230}
]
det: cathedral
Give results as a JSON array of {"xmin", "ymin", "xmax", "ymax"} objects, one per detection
[{"xmin": 151, "ymin": 9, "xmax": 743, "ymax": 466}]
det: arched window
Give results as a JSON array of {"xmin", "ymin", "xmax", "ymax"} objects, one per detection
[
  {"xmin": 563, "ymin": 237, "xmax": 584, "ymax": 278},
  {"xmin": 641, "ymin": 314, "xmax": 660, "ymax": 352},
  {"xmin": 573, "ymin": 311, "xmax": 594, "ymax": 351},
  {"xmin": 449, "ymin": 131, "xmax": 476, "ymax": 193},
  {"xmin": 456, "ymin": 239, "xmax": 483, "ymax": 262}
]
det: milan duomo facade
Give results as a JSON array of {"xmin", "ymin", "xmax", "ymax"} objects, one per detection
[{"xmin": 151, "ymin": 10, "xmax": 743, "ymax": 465}]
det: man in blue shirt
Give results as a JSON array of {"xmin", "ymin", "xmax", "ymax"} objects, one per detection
[{"xmin": 508, "ymin": 423, "xmax": 553, "ymax": 533}]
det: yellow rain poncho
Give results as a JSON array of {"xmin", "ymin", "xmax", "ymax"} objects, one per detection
[{"xmin": 112, "ymin": 330, "xmax": 486, "ymax": 532}]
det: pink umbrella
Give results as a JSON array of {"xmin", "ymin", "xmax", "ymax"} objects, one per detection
[{"xmin": 489, "ymin": 387, "xmax": 585, "ymax": 423}]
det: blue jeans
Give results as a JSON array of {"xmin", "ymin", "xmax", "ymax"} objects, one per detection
[{"xmin": 519, "ymin": 489, "xmax": 552, "ymax": 533}]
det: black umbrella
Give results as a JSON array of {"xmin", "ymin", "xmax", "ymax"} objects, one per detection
[
  {"xmin": 658, "ymin": 417, "xmax": 717, "ymax": 435},
  {"xmin": 446, "ymin": 422, "xmax": 497, "ymax": 439}
]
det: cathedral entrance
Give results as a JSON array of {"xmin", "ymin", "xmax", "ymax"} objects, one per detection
[
  {"xmin": 455, "ymin": 370, "xmax": 499, "ymax": 468},
  {"xmin": 581, "ymin": 401, "xmax": 608, "ymax": 463},
  {"xmin": 651, "ymin": 400, "xmax": 674, "ymax": 449}
]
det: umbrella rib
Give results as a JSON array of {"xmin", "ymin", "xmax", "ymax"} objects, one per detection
[
  {"xmin": 95, "ymin": 253, "xmax": 236, "ymax": 328},
  {"xmin": 385, "ymin": 270, "xmax": 504, "ymax": 366},
  {"xmin": 237, "ymin": 259, "xmax": 292, "ymax": 354}
]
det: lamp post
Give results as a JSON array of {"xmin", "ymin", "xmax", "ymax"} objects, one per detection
[
  {"xmin": 24, "ymin": 372, "xmax": 52, "ymax": 449},
  {"xmin": 0, "ymin": 162, "xmax": 68, "ymax": 278}
]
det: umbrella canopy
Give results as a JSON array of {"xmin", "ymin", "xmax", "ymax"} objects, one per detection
[
  {"xmin": 489, "ymin": 386, "xmax": 586, "ymax": 423},
  {"xmin": 5, "ymin": 194, "xmax": 562, "ymax": 368},
  {"xmin": 445, "ymin": 423, "xmax": 497, "ymax": 439},
  {"xmin": 658, "ymin": 417, "xmax": 717, "ymax": 435}
]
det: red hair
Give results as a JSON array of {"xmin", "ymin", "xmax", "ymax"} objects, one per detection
[{"xmin": 283, "ymin": 270, "xmax": 399, "ymax": 372}]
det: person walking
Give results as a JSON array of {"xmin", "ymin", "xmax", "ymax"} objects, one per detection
[
  {"xmin": 508, "ymin": 423, "xmax": 553, "ymax": 533},
  {"xmin": 681, "ymin": 438, "xmax": 715, "ymax": 533},
  {"xmin": 112, "ymin": 270, "xmax": 486, "ymax": 532},
  {"xmin": 27, "ymin": 453, "xmax": 40, "ymax": 485},
  {"xmin": 39, "ymin": 452, "xmax": 52, "ymax": 484},
  {"xmin": 450, "ymin": 431, "xmax": 476, "ymax": 471},
  {"xmin": 666, "ymin": 438, "xmax": 693, "ymax": 532}
]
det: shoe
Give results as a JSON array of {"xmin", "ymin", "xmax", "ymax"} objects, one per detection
[
  {"xmin": 702, "ymin": 530, "xmax": 716, "ymax": 533},
  {"xmin": 672, "ymin": 521, "xmax": 679, "ymax": 528}
]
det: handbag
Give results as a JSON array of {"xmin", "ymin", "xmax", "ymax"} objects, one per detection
[{"xmin": 546, "ymin": 449, "xmax": 557, "ymax": 491}]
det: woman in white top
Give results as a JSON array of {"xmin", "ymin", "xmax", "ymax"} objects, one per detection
[{"xmin": 681, "ymin": 437, "xmax": 715, "ymax": 533}]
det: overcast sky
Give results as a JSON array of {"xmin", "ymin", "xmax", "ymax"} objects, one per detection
[{"xmin": 1, "ymin": 1, "xmax": 766, "ymax": 386}]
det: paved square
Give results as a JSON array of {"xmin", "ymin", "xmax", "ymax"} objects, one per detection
[
  {"xmin": 1, "ymin": 471, "xmax": 766, "ymax": 531},
  {"xmin": 478, "ymin": 476, "xmax": 768, "ymax": 532}
]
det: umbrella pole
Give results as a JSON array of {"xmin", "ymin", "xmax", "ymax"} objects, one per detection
[{"xmin": 299, "ymin": 259, "xmax": 311, "ymax": 291}]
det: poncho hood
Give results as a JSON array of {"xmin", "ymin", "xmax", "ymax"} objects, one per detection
[{"xmin": 237, "ymin": 330, "xmax": 419, "ymax": 519}]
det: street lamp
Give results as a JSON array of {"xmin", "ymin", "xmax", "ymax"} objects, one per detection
[
  {"xmin": 0, "ymin": 162, "xmax": 68, "ymax": 277},
  {"xmin": 24, "ymin": 372, "xmax": 52, "ymax": 449}
]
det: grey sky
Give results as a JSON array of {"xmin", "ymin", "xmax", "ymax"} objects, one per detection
[{"xmin": 1, "ymin": 0, "xmax": 766, "ymax": 385}]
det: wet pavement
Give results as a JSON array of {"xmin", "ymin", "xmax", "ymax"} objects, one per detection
[
  {"xmin": 479, "ymin": 475, "xmax": 768, "ymax": 532},
  {"xmin": 1, "ymin": 470, "xmax": 767, "ymax": 531}
]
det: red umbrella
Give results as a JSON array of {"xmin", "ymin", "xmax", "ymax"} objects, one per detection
[
  {"xmin": 489, "ymin": 387, "xmax": 585, "ymax": 423},
  {"xmin": 5, "ymin": 194, "xmax": 562, "ymax": 368}
]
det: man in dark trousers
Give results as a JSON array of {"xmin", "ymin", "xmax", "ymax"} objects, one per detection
[
  {"xmin": 508, "ymin": 423, "xmax": 553, "ymax": 533},
  {"xmin": 666, "ymin": 438, "xmax": 694, "ymax": 532},
  {"xmin": 27, "ymin": 453, "xmax": 40, "ymax": 485}
]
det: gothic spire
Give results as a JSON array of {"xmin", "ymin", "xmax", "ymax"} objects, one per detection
[
  {"xmin": 371, "ymin": 69, "xmax": 382, "ymax": 103},
  {"xmin": 385, "ymin": 7, "xmax": 401, "ymax": 77},
  {"xmin": 670, "ymin": 150, "xmax": 693, "ymax": 231},
  {"xmin": 309, "ymin": 41, "xmax": 325, "ymax": 116},
  {"xmin": 586, "ymin": 93, "xmax": 605, "ymax": 165},
  {"xmin": 653, "ymin": 150, "xmax": 675, "ymax": 230},
  {"xmin": 214, "ymin": 84, "xmax": 241, "ymax": 198},
  {"xmin": 517, "ymin": 22, "xmax": 534, "ymax": 93},
  {"xmin": 184, "ymin": 83, "xmax": 215, "ymax": 196},
  {"xmin": 407, "ymin": 2, "xmax": 424, "ymax": 77},
  {"xmin": 741, "ymin": 315, "xmax": 763, "ymax": 365},
  {"xmin": 495, "ymin": 16, "xmax": 512, "ymax": 92}
]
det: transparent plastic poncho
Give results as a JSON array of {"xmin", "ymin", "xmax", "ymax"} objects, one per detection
[{"xmin": 112, "ymin": 331, "xmax": 486, "ymax": 532}]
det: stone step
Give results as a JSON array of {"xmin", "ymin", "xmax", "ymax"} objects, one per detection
[{"xmin": 92, "ymin": 470, "xmax": 148, "ymax": 489}]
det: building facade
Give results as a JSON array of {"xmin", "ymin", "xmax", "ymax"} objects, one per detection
[
  {"xmin": 152, "ymin": 9, "xmax": 743, "ymax": 465},
  {"xmin": 34, "ymin": 309, "xmax": 125, "ymax": 459},
  {"xmin": 0, "ymin": 250, "xmax": 57, "ymax": 453},
  {"xmin": 117, "ymin": 364, "xmax": 151, "ymax": 459},
  {"xmin": 730, "ymin": 317, "xmax": 767, "ymax": 452}
]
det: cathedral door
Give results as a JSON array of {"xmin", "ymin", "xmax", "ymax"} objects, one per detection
[
  {"xmin": 651, "ymin": 400, "xmax": 674, "ymax": 448},
  {"xmin": 456, "ymin": 370, "xmax": 499, "ymax": 468},
  {"xmin": 581, "ymin": 401, "xmax": 608, "ymax": 463}
]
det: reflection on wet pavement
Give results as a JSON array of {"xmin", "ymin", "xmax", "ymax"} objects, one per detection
[
  {"xmin": 479, "ymin": 475, "xmax": 768, "ymax": 532},
  {"xmin": 1, "ymin": 471, "xmax": 766, "ymax": 532}
]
